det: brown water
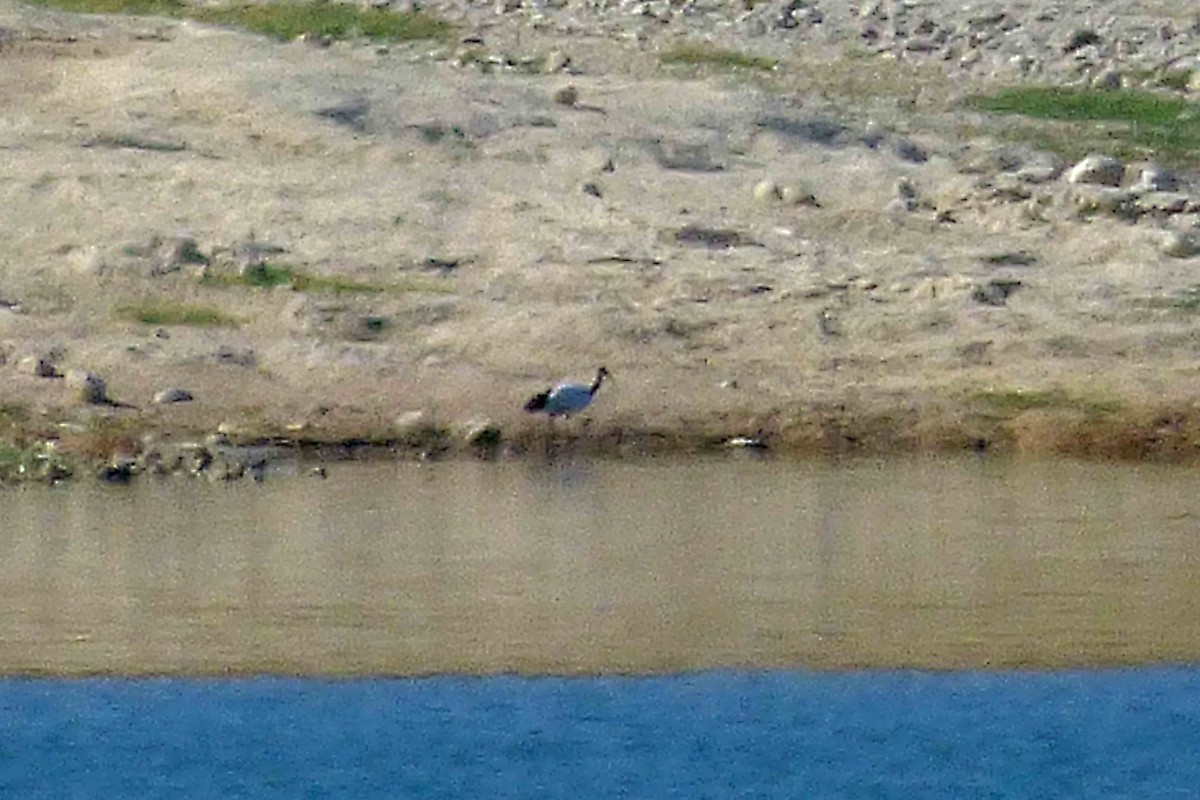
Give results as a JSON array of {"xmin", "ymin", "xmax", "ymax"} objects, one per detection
[{"xmin": 2, "ymin": 456, "xmax": 1199, "ymax": 675}]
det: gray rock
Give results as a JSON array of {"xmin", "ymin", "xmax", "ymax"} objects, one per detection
[
  {"xmin": 65, "ymin": 369, "xmax": 108, "ymax": 404},
  {"xmin": 544, "ymin": 51, "xmax": 571, "ymax": 73},
  {"xmin": 16, "ymin": 355, "xmax": 58, "ymax": 378},
  {"xmin": 1162, "ymin": 231, "xmax": 1200, "ymax": 259},
  {"xmin": 1067, "ymin": 155, "xmax": 1125, "ymax": 187},
  {"xmin": 1069, "ymin": 186, "xmax": 1139, "ymax": 218},
  {"xmin": 1091, "ymin": 68, "xmax": 1123, "ymax": 90},
  {"xmin": 892, "ymin": 138, "xmax": 928, "ymax": 163},
  {"xmin": 395, "ymin": 410, "xmax": 431, "ymax": 438},
  {"xmin": 153, "ymin": 387, "xmax": 194, "ymax": 404},
  {"xmin": 1063, "ymin": 28, "xmax": 1102, "ymax": 53},
  {"xmin": 461, "ymin": 418, "xmax": 502, "ymax": 448},
  {"xmin": 753, "ymin": 179, "xmax": 780, "ymax": 203},
  {"xmin": 213, "ymin": 345, "xmax": 256, "ymax": 367},
  {"xmin": 1134, "ymin": 192, "xmax": 1190, "ymax": 215},
  {"xmin": 552, "ymin": 85, "xmax": 578, "ymax": 106},
  {"xmin": 779, "ymin": 184, "xmax": 819, "ymax": 207},
  {"xmin": 1129, "ymin": 163, "xmax": 1180, "ymax": 193},
  {"xmin": 971, "ymin": 279, "xmax": 1022, "ymax": 306}
]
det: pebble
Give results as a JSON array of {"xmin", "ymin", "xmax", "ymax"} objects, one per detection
[
  {"xmin": 65, "ymin": 369, "xmax": 108, "ymax": 405},
  {"xmin": 16, "ymin": 355, "xmax": 58, "ymax": 378},
  {"xmin": 153, "ymin": 388, "xmax": 194, "ymax": 404},
  {"xmin": 1162, "ymin": 231, "xmax": 1200, "ymax": 259},
  {"xmin": 1066, "ymin": 155, "xmax": 1125, "ymax": 187}
]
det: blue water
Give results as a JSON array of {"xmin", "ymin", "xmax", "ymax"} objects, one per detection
[{"xmin": 3, "ymin": 668, "xmax": 1200, "ymax": 799}]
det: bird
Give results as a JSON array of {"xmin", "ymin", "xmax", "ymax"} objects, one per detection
[{"xmin": 524, "ymin": 367, "xmax": 609, "ymax": 417}]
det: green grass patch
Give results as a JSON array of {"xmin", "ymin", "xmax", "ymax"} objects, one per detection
[
  {"xmin": 201, "ymin": 262, "xmax": 386, "ymax": 295},
  {"xmin": 660, "ymin": 43, "xmax": 778, "ymax": 72},
  {"xmin": 116, "ymin": 301, "xmax": 241, "ymax": 327},
  {"xmin": 964, "ymin": 86, "xmax": 1200, "ymax": 166},
  {"xmin": 24, "ymin": 0, "xmax": 455, "ymax": 43},
  {"xmin": 969, "ymin": 388, "xmax": 1124, "ymax": 417}
]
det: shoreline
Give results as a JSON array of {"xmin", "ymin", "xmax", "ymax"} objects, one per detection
[{"xmin": 7, "ymin": 395, "xmax": 1200, "ymax": 484}]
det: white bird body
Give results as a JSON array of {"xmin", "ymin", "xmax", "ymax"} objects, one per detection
[{"xmin": 525, "ymin": 367, "xmax": 609, "ymax": 417}]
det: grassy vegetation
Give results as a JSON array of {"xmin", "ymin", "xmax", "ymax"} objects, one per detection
[
  {"xmin": 965, "ymin": 86, "xmax": 1200, "ymax": 166},
  {"xmin": 201, "ymin": 262, "xmax": 385, "ymax": 294},
  {"xmin": 23, "ymin": 0, "xmax": 455, "ymax": 43},
  {"xmin": 969, "ymin": 388, "xmax": 1124, "ymax": 417},
  {"xmin": 116, "ymin": 301, "xmax": 241, "ymax": 326},
  {"xmin": 660, "ymin": 43, "xmax": 778, "ymax": 72}
]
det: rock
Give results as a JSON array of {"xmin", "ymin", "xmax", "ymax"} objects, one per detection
[
  {"xmin": 1070, "ymin": 186, "xmax": 1138, "ymax": 218},
  {"xmin": 178, "ymin": 443, "xmax": 213, "ymax": 475},
  {"xmin": 971, "ymin": 279, "xmax": 1022, "ymax": 306},
  {"xmin": 65, "ymin": 369, "xmax": 108, "ymax": 404},
  {"xmin": 461, "ymin": 418, "xmax": 502, "ymax": 448},
  {"xmin": 1129, "ymin": 163, "xmax": 1180, "ymax": 193},
  {"xmin": 892, "ymin": 138, "xmax": 928, "ymax": 163},
  {"xmin": 887, "ymin": 179, "xmax": 919, "ymax": 213},
  {"xmin": 213, "ymin": 345, "xmax": 256, "ymax": 367},
  {"xmin": 16, "ymin": 355, "xmax": 58, "ymax": 378},
  {"xmin": 98, "ymin": 456, "xmax": 138, "ymax": 484},
  {"xmin": 1067, "ymin": 155, "xmax": 1124, "ymax": 187},
  {"xmin": 779, "ymin": 184, "xmax": 819, "ymax": 206},
  {"xmin": 206, "ymin": 454, "xmax": 245, "ymax": 482},
  {"xmin": 395, "ymin": 410, "xmax": 433, "ymax": 438},
  {"xmin": 347, "ymin": 314, "xmax": 390, "ymax": 341},
  {"xmin": 1015, "ymin": 159, "xmax": 1063, "ymax": 184},
  {"xmin": 1162, "ymin": 231, "xmax": 1200, "ymax": 259},
  {"xmin": 1134, "ymin": 192, "xmax": 1190, "ymax": 215},
  {"xmin": 725, "ymin": 434, "xmax": 768, "ymax": 449},
  {"xmin": 552, "ymin": 85, "xmax": 578, "ymax": 107},
  {"xmin": 753, "ymin": 179, "xmax": 780, "ymax": 203},
  {"xmin": 1091, "ymin": 68, "xmax": 1123, "ymax": 90},
  {"xmin": 153, "ymin": 387, "xmax": 194, "ymax": 404},
  {"xmin": 1063, "ymin": 28, "xmax": 1102, "ymax": 53},
  {"xmin": 544, "ymin": 51, "xmax": 571, "ymax": 73}
]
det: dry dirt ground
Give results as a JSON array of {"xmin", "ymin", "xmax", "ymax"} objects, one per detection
[{"xmin": 4, "ymin": 0, "xmax": 1200, "ymax": 464}]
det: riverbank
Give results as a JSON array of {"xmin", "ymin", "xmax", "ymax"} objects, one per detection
[{"xmin": 4, "ymin": 0, "xmax": 1200, "ymax": 481}]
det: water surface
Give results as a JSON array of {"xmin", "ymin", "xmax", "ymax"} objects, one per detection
[
  {"xmin": 2, "ymin": 456, "xmax": 1199, "ymax": 674},
  {"xmin": 3, "ymin": 668, "xmax": 1199, "ymax": 799}
]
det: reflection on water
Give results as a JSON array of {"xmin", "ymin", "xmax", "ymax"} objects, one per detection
[{"xmin": 2, "ymin": 456, "xmax": 1199, "ymax": 675}]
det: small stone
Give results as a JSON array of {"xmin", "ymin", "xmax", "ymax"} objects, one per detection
[
  {"xmin": 395, "ymin": 410, "xmax": 431, "ymax": 437},
  {"xmin": 1162, "ymin": 231, "xmax": 1200, "ymax": 259},
  {"xmin": 544, "ymin": 51, "xmax": 571, "ymax": 73},
  {"xmin": 753, "ymin": 179, "xmax": 780, "ymax": 203},
  {"xmin": 461, "ymin": 418, "xmax": 502, "ymax": 448},
  {"xmin": 971, "ymin": 280, "xmax": 1022, "ymax": 306},
  {"xmin": 153, "ymin": 388, "xmax": 194, "ymax": 404},
  {"xmin": 1134, "ymin": 192, "xmax": 1190, "ymax": 215},
  {"xmin": 1129, "ymin": 163, "xmax": 1179, "ymax": 193},
  {"xmin": 65, "ymin": 369, "xmax": 108, "ymax": 405},
  {"xmin": 1091, "ymin": 68, "xmax": 1123, "ymax": 90},
  {"xmin": 892, "ymin": 138, "xmax": 928, "ymax": 164},
  {"xmin": 16, "ymin": 355, "xmax": 58, "ymax": 378},
  {"xmin": 779, "ymin": 185, "xmax": 819, "ymax": 206},
  {"xmin": 552, "ymin": 85, "xmax": 578, "ymax": 107},
  {"xmin": 1063, "ymin": 28, "xmax": 1102, "ymax": 53},
  {"xmin": 1067, "ymin": 155, "xmax": 1124, "ymax": 187}
]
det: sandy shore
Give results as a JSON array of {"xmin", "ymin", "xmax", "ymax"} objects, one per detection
[{"xmin": 4, "ymin": 0, "xmax": 1200, "ymax": 476}]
